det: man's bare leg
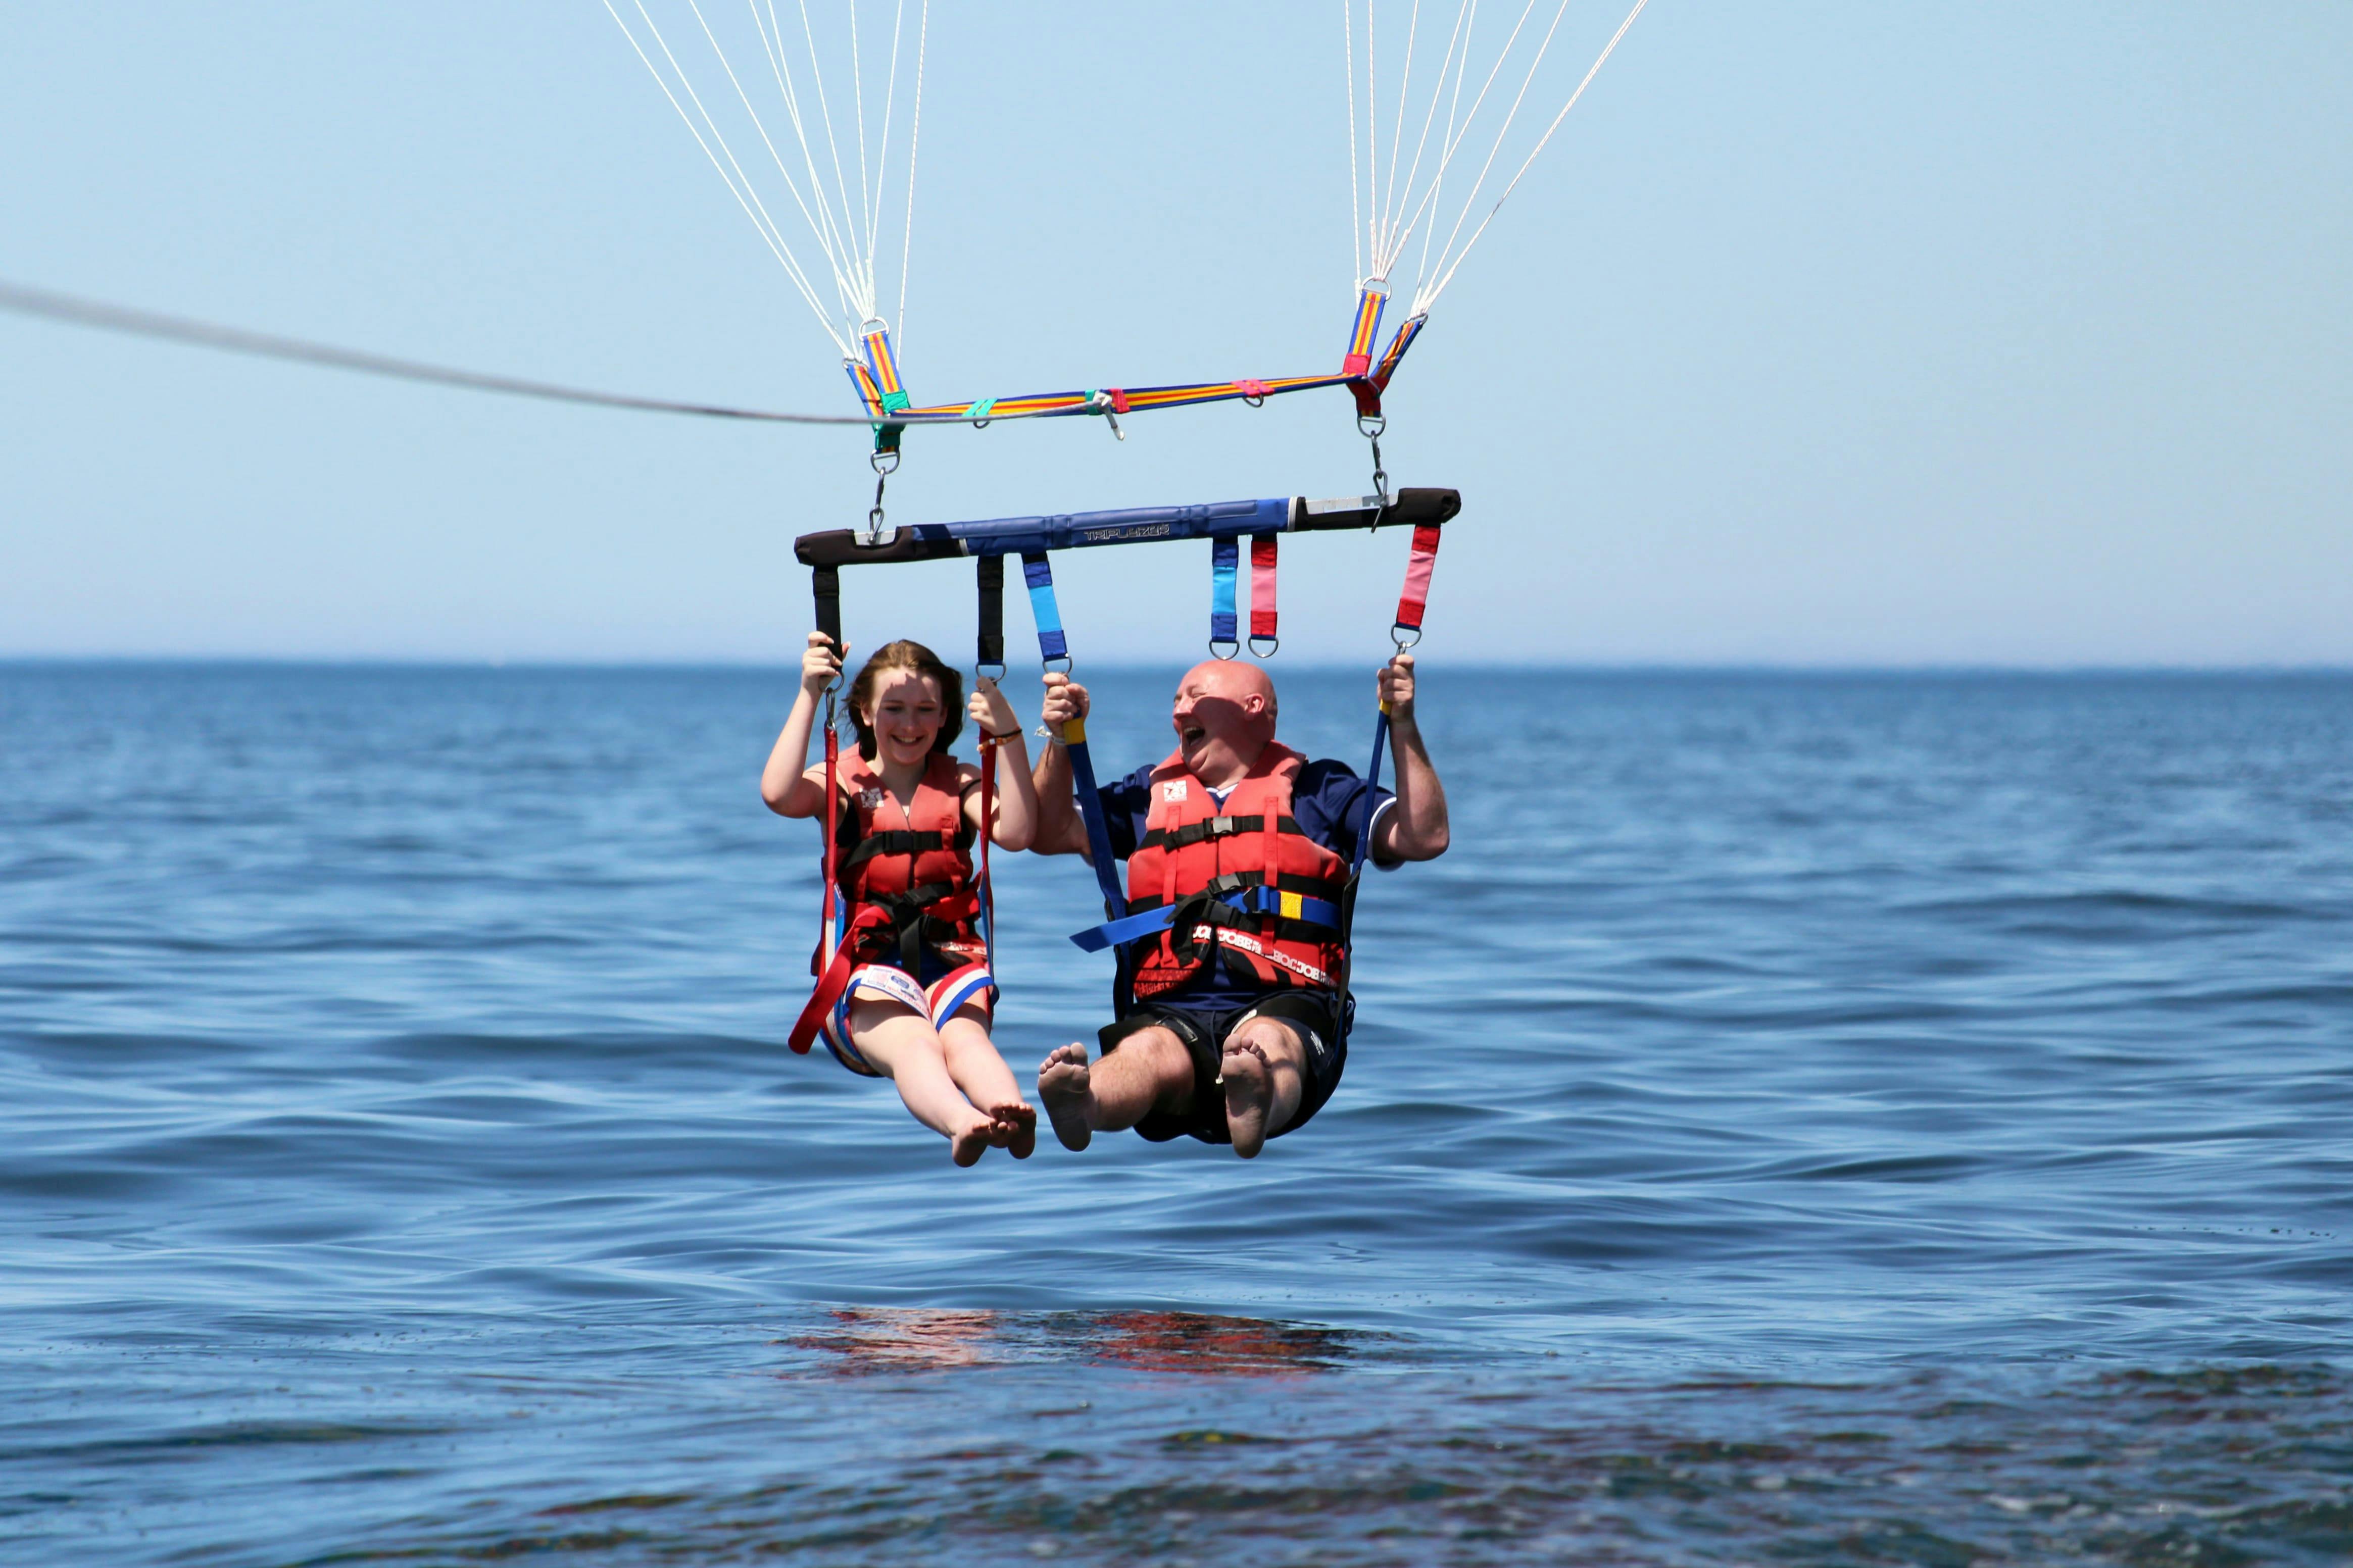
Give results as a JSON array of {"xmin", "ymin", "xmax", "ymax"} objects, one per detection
[
  {"xmin": 938, "ymin": 1007, "xmax": 1035, "ymax": 1158},
  {"xmin": 849, "ymin": 1000, "xmax": 997, "ymax": 1166},
  {"xmin": 1219, "ymin": 1015, "xmax": 1306, "ymax": 1159},
  {"xmin": 1037, "ymin": 1028, "xmax": 1195, "ymax": 1152}
]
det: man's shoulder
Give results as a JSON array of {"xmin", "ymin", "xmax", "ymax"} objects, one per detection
[{"xmin": 1290, "ymin": 754, "xmax": 1361, "ymax": 785}]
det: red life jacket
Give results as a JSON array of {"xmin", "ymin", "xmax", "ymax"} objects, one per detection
[
  {"xmin": 1122, "ymin": 741, "xmax": 1351, "ymax": 999},
  {"xmin": 823, "ymin": 750, "xmax": 985, "ymax": 975}
]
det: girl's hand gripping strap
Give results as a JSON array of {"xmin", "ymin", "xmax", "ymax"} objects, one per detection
[{"xmin": 1022, "ymin": 551, "xmax": 1126, "ymax": 920}]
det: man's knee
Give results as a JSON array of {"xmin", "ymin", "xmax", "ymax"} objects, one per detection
[{"xmin": 1109, "ymin": 1025, "xmax": 1197, "ymax": 1090}]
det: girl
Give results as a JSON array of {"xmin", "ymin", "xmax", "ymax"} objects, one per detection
[{"xmin": 762, "ymin": 633, "xmax": 1041, "ymax": 1165}]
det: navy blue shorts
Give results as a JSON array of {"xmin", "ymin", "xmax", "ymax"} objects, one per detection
[{"xmin": 1098, "ymin": 991, "xmax": 1348, "ymax": 1145}]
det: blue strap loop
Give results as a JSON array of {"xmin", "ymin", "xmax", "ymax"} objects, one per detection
[{"xmin": 1209, "ymin": 536, "xmax": 1239, "ymax": 656}]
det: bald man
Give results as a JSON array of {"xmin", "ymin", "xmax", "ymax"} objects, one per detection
[{"xmin": 1029, "ymin": 654, "xmax": 1449, "ymax": 1157}]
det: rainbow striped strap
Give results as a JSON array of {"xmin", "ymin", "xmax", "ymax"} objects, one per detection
[{"xmin": 1342, "ymin": 285, "xmax": 1388, "ymax": 378}]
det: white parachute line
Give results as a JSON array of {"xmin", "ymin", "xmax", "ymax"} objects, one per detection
[
  {"xmin": 1363, "ymin": 2, "xmax": 1380, "ymax": 280},
  {"xmin": 1377, "ymin": 0, "xmax": 1477, "ymax": 277},
  {"xmin": 793, "ymin": 0, "xmax": 865, "ymax": 326},
  {"xmin": 603, "ymin": 0, "xmax": 847, "ymax": 353},
  {"xmin": 847, "ymin": 0, "xmax": 874, "ymax": 285},
  {"xmin": 756, "ymin": 0, "xmax": 865, "ymax": 329},
  {"xmin": 746, "ymin": 1, "xmax": 859, "ymax": 309},
  {"xmin": 1375, "ymin": 0, "xmax": 1543, "ymax": 285},
  {"xmin": 1344, "ymin": 0, "xmax": 1363, "ymax": 285},
  {"xmin": 1416, "ymin": 0, "xmax": 1481, "ymax": 285},
  {"xmin": 681, "ymin": 0, "xmax": 865, "ymax": 321},
  {"xmin": 1411, "ymin": 0, "xmax": 1580, "ymax": 308},
  {"xmin": 1420, "ymin": 0, "xmax": 1649, "ymax": 311},
  {"xmin": 632, "ymin": 0, "xmax": 857, "ymax": 326},
  {"xmin": 1375, "ymin": 0, "xmax": 1425, "ymax": 272},
  {"xmin": 864, "ymin": 0, "xmax": 909, "ymax": 304},
  {"xmin": 895, "ymin": 0, "xmax": 928, "ymax": 351}
]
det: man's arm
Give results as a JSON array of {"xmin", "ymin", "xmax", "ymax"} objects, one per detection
[
  {"xmin": 1372, "ymin": 653, "xmax": 1449, "ymax": 863},
  {"xmin": 1028, "ymin": 672, "xmax": 1097, "ymax": 858}
]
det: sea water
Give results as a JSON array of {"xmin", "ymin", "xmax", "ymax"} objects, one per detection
[{"xmin": 1, "ymin": 664, "xmax": 2348, "ymax": 1565}]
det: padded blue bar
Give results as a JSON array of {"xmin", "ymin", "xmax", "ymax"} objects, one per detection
[
  {"xmin": 905, "ymin": 496, "xmax": 1291, "ymax": 559},
  {"xmin": 1210, "ymin": 537, "xmax": 1239, "ymax": 644},
  {"xmin": 1021, "ymin": 552, "xmax": 1068, "ymax": 663}
]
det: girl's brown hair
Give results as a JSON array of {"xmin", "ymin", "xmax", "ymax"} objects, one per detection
[{"xmin": 846, "ymin": 639, "xmax": 963, "ymax": 761}]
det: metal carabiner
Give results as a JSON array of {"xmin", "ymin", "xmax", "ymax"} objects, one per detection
[
  {"xmin": 1358, "ymin": 412, "xmax": 1391, "ymax": 510},
  {"xmin": 859, "ymin": 449, "xmax": 901, "ymax": 546}
]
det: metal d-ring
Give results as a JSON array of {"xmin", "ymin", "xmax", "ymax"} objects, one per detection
[
  {"xmin": 1248, "ymin": 635, "xmax": 1280, "ymax": 659},
  {"xmin": 1208, "ymin": 637, "xmax": 1241, "ymax": 661},
  {"xmin": 1390, "ymin": 623, "xmax": 1423, "ymax": 652}
]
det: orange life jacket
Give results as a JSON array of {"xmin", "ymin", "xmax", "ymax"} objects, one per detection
[
  {"xmin": 1121, "ymin": 741, "xmax": 1351, "ymax": 1000},
  {"xmin": 823, "ymin": 750, "xmax": 985, "ymax": 975}
]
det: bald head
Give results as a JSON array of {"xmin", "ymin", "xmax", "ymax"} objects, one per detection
[
  {"xmin": 1171, "ymin": 660, "xmax": 1280, "ymax": 785},
  {"xmin": 1179, "ymin": 659, "xmax": 1278, "ymax": 716}
]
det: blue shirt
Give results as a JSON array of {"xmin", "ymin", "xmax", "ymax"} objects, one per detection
[{"xmin": 1096, "ymin": 756, "xmax": 1394, "ymax": 1012}]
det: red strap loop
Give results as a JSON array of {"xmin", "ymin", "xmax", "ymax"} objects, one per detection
[
  {"xmin": 1394, "ymin": 524, "xmax": 1442, "ymax": 634},
  {"xmin": 1249, "ymin": 535, "xmax": 1279, "ymax": 641}
]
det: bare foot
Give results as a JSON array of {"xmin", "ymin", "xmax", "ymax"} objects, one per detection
[
  {"xmin": 1221, "ymin": 1039, "xmax": 1273, "ymax": 1159},
  {"xmin": 949, "ymin": 1114, "xmax": 992, "ymax": 1167},
  {"xmin": 990, "ymin": 1101, "xmax": 1038, "ymax": 1159},
  {"xmin": 1037, "ymin": 1044, "xmax": 1094, "ymax": 1152}
]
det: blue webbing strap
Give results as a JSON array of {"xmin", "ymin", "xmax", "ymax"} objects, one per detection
[
  {"xmin": 1021, "ymin": 551, "xmax": 1126, "ymax": 919},
  {"xmin": 1351, "ymin": 709, "xmax": 1392, "ymax": 886},
  {"xmin": 1070, "ymin": 886, "xmax": 1343, "ymax": 953},
  {"xmin": 1209, "ymin": 536, "xmax": 1239, "ymax": 654},
  {"xmin": 1022, "ymin": 553, "xmax": 1069, "ymax": 665}
]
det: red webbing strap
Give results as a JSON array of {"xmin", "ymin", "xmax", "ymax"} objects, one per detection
[
  {"xmin": 977, "ymin": 736, "xmax": 997, "ymax": 983},
  {"xmin": 1394, "ymin": 524, "xmax": 1443, "ymax": 639},
  {"xmin": 1249, "ymin": 535, "xmax": 1279, "ymax": 652},
  {"xmin": 787, "ymin": 709, "xmax": 850, "ymax": 1056}
]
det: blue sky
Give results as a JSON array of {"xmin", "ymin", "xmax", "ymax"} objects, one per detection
[{"xmin": 2, "ymin": 4, "xmax": 2346, "ymax": 665}]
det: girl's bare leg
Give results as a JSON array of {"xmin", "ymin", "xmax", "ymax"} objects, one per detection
[
  {"xmin": 939, "ymin": 1007, "xmax": 1035, "ymax": 1158},
  {"xmin": 847, "ymin": 999, "xmax": 996, "ymax": 1166}
]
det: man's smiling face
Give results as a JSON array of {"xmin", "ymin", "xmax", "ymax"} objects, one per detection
[{"xmin": 1170, "ymin": 660, "xmax": 1277, "ymax": 786}]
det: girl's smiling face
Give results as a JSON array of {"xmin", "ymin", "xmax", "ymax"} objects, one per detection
[{"xmin": 862, "ymin": 668, "xmax": 946, "ymax": 769}]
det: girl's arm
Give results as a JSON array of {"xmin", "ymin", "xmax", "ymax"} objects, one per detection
[
  {"xmin": 760, "ymin": 633, "xmax": 847, "ymax": 818},
  {"xmin": 966, "ymin": 677, "xmax": 1038, "ymax": 851}
]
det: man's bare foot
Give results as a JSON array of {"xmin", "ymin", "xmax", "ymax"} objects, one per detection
[
  {"xmin": 949, "ymin": 1114, "xmax": 992, "ymax": 1167},
  {"xmin": 1222, "ymin": 1039, "xmax": 1273, "ymax": 1158},
  {"xmin": 1037, "ymin": 1045, "xmax": 1094, "ymax": 1152},
  {"xmin": 990, "ymin": 1101, "xmax": 1037, "ymax": 1159}
]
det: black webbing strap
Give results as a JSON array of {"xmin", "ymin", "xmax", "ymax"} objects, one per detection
[
  {"xmin": 976, "ymin": 556, "xmax": 1005, "ymax": 676},
  {"xmin": 812, "ymin": 565, "xmax": 843, "ymax": 649}
]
